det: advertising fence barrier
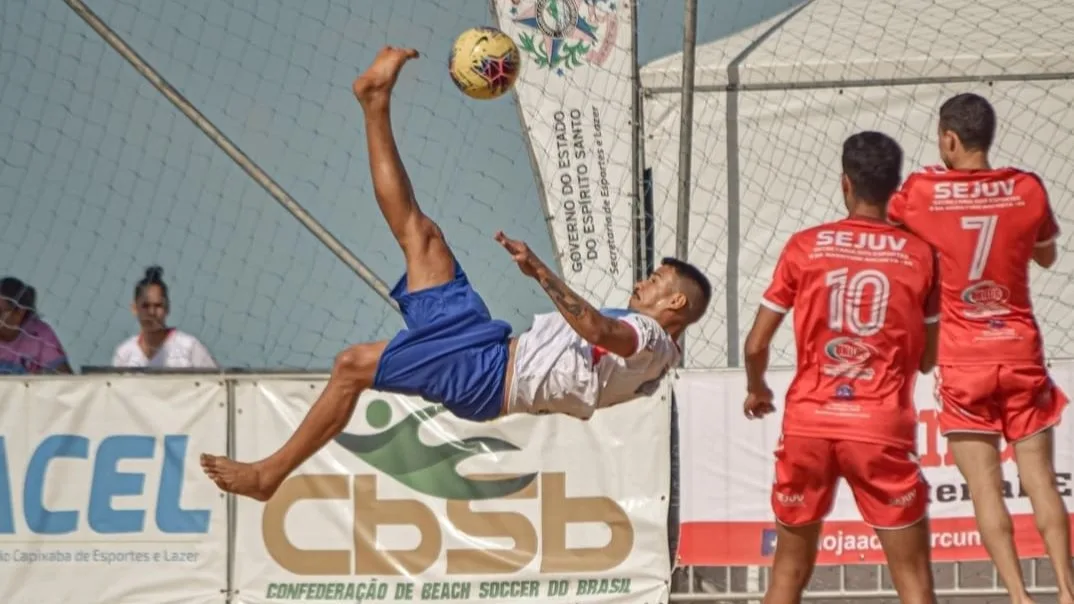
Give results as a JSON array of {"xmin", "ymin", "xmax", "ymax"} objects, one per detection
[
  {"xmin": 0, "ymin": 377, "xmax": 229, "ymax": 603},
  {"xmin": 0, "ymin": 375, "xmax": 672, "ymax": 604}
]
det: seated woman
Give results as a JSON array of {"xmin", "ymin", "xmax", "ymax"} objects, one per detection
[
  {"xmin": 0, "ymin": 277, "xmax": 72, "ymax": 374},
  {"xmin": 112, "ymin": 266, "xmax": 217, "ymax": 369}
]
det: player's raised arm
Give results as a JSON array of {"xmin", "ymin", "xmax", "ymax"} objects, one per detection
[{"xmin": 495, "ymin": 231, "xmax": 640, "ymax": 357}]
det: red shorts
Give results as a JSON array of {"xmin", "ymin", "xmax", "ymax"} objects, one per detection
[
  {"xmin": 936, "ymin": 364, "xmax": 1068, "ymax": 443},
  {"xmin": 771, "ymin": 435, "xmax": 928, "ymax": 529}
]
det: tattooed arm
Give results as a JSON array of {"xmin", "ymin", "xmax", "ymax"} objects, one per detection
[
  {"xmin": 533, "ymin": 264, "xmax": 640, "ymax": 357},
  {"xmin": 495, "ymin": 231, "xmax": 639, "ymax": 357}
]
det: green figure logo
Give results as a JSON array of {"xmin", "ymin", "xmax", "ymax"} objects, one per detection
[{"xmin": 333, "ymin": 400, "xmax": 536, "ymax": 500}]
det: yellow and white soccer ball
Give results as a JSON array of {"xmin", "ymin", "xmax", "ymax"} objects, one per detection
[{"xmin": 449, "ymin": 27, "xmax": 521, "ymax": 100}]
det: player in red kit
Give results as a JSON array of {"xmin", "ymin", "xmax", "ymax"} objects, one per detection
[
  {"xmin": 744, "ymin": 132, "xmax": 939, "ymax": 604},
  {"xmin": 888, "ymin": 93, "xmax": 1073, "ymax": 604}
]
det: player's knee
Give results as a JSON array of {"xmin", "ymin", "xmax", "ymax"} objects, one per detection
[
  {"xmin": 399, "ymin": 214, "xmax": 444, "ymax": 254},
  {"xmin": 977, "ymin": 508, "xmax": 1014, "ymax": 536},
  {"xmin": 771, "ymin": 560, "xmax": 813, "ymax": 593},
  {"xmin": 333, "ymin": 344, "xmax": 380, "ymax": 385}
]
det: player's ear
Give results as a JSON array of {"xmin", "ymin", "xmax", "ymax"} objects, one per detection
[
  {"xmin": 840, "ymin": 173, "xmax": 851, "ymax": 198},
  {"xmin": 668, "ymin": 291, "xmax": 688, "ymax": 311},
  {"xmin": 130, "ymin": 301, "xmax": 138, "ymax": 317},
  {"xmin": 939, "ymin": 129, "xmax": 957, "ymax": 154}
]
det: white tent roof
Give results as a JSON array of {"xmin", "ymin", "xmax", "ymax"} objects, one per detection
[{"xmin": 640, "ymin": 0, "xmax": 1074, "ymax": 90}]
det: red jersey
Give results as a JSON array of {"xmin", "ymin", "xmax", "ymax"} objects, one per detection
[
  {"xmin": 763, "ymin": 218, "xmax": 938, "ymax": 448},
  {"xmin": 888, "ymin": 166, "xmax": 1059, "ymax": 365}
]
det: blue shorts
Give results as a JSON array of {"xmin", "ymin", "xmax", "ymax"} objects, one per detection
[{"xmin": 373, "ymin": 262, "xmax": 512, "ymax": 421}]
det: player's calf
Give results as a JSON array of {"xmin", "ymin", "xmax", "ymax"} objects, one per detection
[
  {"xmin": 1013, "ymin": 429, "xmax": 1074, "ymax": 602},
  {"xmin": 201, "ymin": 341, "xmax": 389, "ymax": 502},
  {"xmin": 764, "ymin": 523, "xmax": 822, "ymax": 604},
  {"xmin": 949, "ymin": 434, "xmax": 1033, "ymax": 603},
  {"xmin": 874, "ymin": 520, "xmax": 937, "ymax": 604}
]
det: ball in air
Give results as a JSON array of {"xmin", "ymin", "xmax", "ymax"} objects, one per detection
[{"xmin": 449, "ymin": 27, "xmax": 520, "ymax": 100}]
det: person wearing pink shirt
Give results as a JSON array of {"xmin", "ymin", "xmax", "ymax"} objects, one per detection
[{"xmin": 0, "ymin": 277, "xmax": 72, "ymax": 375}]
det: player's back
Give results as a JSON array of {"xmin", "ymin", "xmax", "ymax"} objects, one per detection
[
  {"xmin": 890, "ymin": 167, "xmax": 1056, "ymax": 364},
  {"xmin": 769, "ymin": 218, "xmax": 936, "ymax": 448}
]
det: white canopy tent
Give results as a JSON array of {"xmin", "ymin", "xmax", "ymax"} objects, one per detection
[{"xmin": 640, "ymin": 0, "xmax": 1074, "ymax": 369}]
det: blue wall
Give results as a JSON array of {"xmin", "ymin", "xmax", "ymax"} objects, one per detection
[{"xmin": 0, "ymin": 0, "xmax": 800, "ymax": 369}]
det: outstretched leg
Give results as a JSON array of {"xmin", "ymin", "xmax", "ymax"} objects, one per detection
[
  {"xmin": 352, "ymin": 46, "xmax": 456, "ymax": 293},
  {"xmin": 201, "ymin": 48, "xmax": 455, "ymax": 502},
  {"xmin": 202, "ymin": 341, "xmax": 387, "ymax": 501}
]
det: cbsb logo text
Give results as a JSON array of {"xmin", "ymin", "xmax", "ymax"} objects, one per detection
[
  {"xmin": 0, "ymin": 434, "xmax": 211, "ymax": 535},
  {"xmin": 262, "ymin": 402, "xmax": 634, "ymax": 576}
]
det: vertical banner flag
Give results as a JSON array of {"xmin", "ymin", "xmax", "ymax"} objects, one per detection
[
  {"xmin": 673, "ymin": 364, "xmax": 1074, "ymax": 566},
  {"xmin": 492, "ymin": 0, "xmax": 636, "ymax": 307},
  {"xmin": 0, "ymin": 377, "xmax": 228, "ymax": 604},
  {"xmin": 231, "ymin": 381, "xmax": 672, "ymax": 603}
]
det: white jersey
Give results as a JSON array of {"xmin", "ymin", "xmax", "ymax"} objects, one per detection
[
  {"xmin": 112, "ymin": 329, "xmax": 217, "ymax": 369},
  {"xmin": 508, "ymin": 309, "xmax": 679, "ymax": 419}
]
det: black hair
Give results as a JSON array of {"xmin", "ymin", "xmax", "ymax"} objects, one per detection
[
  {"xmin": 0, "ymin": 276, "xmax": 36, "ymax": 315},
  {"xmin": 661, "ymin": 257, "xmax": 712, "ymax": 321},
  {"xmin": 938, "ymin": 93, "xmax": 996, "ymax": 152},
  {"xmin": 134, "ymin": 265, "xmax": 168, "ymax": 302},
  {"xmin": 841, "ymin": 131, "xmax": 903, "ymax": 205}
]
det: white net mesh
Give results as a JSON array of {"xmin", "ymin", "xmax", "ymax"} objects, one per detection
[
  {"xmin": 0, "ymin": 0, "xmax": 557, "ymax": 370},
  {"xmin": 642, "ymin": 0, "xmax": 1074, "ymax": 372}
]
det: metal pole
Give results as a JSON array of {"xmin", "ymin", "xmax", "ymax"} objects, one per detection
[
  {"xmin": 675, "ymin": 0, "xmax": 699, "ymax": 357},
  {"xmin": 63, "ymin": 0, "xmax": 399, "ymax": 313},
  {"xmin": 631, "ymin": 0, "xmax": 649, "ymax": 283}
]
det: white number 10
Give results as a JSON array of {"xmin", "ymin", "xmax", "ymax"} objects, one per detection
[
  {"xmin": 825, "ymin": 268, "xmax": 890, "ymax": 337},
  {"xmin": 960, "ymin": 214, "xmax": 998, "ymax": 280}
]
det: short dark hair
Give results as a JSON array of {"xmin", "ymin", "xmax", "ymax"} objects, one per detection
[
  {"xmin": 661, "ymin": 257, "xmax": 712, "ymax": 322},
  {"xmin": 841, "ymin": 131, "xmax": 903, "ymax": 205},
  {"xmin": 0, "ymin": 276, "xmax": 36, "ymax": 315},
  {"xmin": 134, "ymin": 265, "xmax": 168, "ymax": 302},
  {"xmin": 938, "ymin": 93, "xmax": 996, "ymax": 152}
]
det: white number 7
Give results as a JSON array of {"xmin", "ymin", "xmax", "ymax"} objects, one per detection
[{"xmin": 960, "ymin": 215, "xmax": 998, "ymax": 281}]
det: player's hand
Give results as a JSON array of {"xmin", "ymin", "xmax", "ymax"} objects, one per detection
[
  {"xmin": 744, "ymin": 387, "xmax": 776, "ymax": 420},
  {"xmin": 495, "ymin": 231, "xmax": 544, "ymax": 278}
]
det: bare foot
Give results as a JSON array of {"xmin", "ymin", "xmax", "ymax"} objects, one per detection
[
  {"xmin": 352, "ymin": 46, "xmax": 419, "ymax": 108},
  {"xmin": 200, "ymin": 453, "xmax": 278, "ymax": 502}
]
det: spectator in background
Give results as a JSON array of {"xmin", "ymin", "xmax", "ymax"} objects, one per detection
[
  {"xmin": 0, "ymin": 277, "xmax": 73, "ymax": 374},
  {"xmin": 112, "ymin": 266, "xmax": 218, "ymax": 369}
]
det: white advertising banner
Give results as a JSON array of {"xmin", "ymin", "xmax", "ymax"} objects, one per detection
[
  {"xmin": 492, "ymin": 0, "xmax": 636, "ymax": 307},
  {"xmin": 0, "ymin": 377, "xmax": 229, "ymax": 603},
  {"xmin": 673, "ymin": 363, "xmax": 1074, "ymax": 566},
  {"xmin": 231, "ymin": 380, "xmax": 672, "ymax": 604}
]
